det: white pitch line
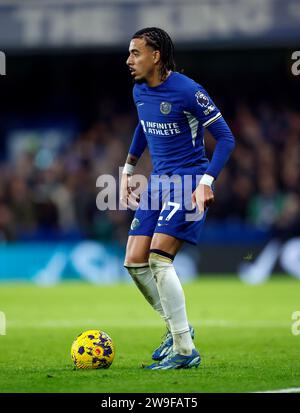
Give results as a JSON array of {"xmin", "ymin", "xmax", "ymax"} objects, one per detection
[
  {"xmin": 6, "ymin": 319, "xmax": 291, "ymax": 329},
  {"xmin": 255, "ymin": 388, "xmax": 300, "ymax": 393}
]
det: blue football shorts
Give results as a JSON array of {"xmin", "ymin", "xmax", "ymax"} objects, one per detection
[{"xmin": 128, "ymin": 166, "xmax": 210, "ymax": 245}]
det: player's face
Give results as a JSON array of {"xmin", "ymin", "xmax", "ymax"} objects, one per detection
[{"xmin": 126, "ymin": 38, "xmax": 159, "ymax": 83}]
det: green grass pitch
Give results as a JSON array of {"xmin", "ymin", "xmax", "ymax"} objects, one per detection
[{"xmin": 0, "ymin": 276, "xmax": 299, "ymax": 393}]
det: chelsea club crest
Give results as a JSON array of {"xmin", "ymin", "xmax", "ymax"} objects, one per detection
[
  {"xmin": 160, "ymin": 101, "xmax": 172, "ymax": 115},
  {"xmin": 131, "ymin": 218, "xmax": 140, "ymax": 231}
]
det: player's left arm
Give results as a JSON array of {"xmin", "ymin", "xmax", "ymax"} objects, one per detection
[{"xmin": 188, "ymin": 86, "xmax": 236, "ymax": 212}]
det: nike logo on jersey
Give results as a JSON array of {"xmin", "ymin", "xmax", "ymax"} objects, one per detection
[{"xmin": 137, "ymin": 102, "xmax": 144, "ymax": 106}]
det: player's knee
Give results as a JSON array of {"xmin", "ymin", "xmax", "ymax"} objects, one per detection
[
  {"xmin": 124, "ymin": 253, "xmax": 149, "ymax": 267},
  {"xmin": 124, "ymin": 243, "xmax": 150, "ymax": 266}
]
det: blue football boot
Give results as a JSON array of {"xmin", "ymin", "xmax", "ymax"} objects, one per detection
[
  {"xmin": 152, "ymin": 325, "xmax": 195, "ymax": 361},
  {"xmin": 145, "ymin": 348, "xmax": 201, "ymax": 370}
]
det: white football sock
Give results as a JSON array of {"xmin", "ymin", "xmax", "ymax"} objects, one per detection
[
  {"xmin": 124, "ymin": 262, "xmax": 170, "ymax": 329},
  {"xmin": 149, "ymin": 252, "xmax": 195, "ymax": 356}
]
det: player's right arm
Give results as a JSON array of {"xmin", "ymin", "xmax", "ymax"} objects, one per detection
[{"xmin": 120, "ymin": 122, "xmax": 147, "ymax": 208}]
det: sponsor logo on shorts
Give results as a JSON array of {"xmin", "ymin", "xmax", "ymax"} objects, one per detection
[{"xmin": 131, "ymin": 218, "xmax": 140, "ymax": 230}]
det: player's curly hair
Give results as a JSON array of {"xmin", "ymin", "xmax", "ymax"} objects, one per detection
[{"xmin": 132, "ymin": 27, "xmax": 176, "ymax": 81}]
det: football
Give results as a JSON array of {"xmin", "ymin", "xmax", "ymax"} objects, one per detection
[{"xmin": 71, "ymin": 329, "xmax": 115, "ymax": 369}]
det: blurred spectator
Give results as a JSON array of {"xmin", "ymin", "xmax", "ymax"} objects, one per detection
[
  {"xmin": 0, "ymin": 202, "xmax": 15, "ymax": 242},
  {"xmin": 6, "ymin": 175, "xmax": 36, "ymax": 235},
  {"xmin": 272, "ymin": 193, "xmax": 300, "ymax": 241},
  {"xmin": 247, "ymin": 174, "xmax": 284, "ymax": 229}
]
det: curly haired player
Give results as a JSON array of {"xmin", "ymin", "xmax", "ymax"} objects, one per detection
[{"xmin": 121, "ymin": 27, "xmax": 235, "ymax": 369}]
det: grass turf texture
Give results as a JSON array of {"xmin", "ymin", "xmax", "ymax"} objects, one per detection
[{"xmin": 0, "ymin": 276, "xmax": 299, "ymax": 393}]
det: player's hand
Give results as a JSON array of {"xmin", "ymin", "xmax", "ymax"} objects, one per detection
[
  {"xmin": 191, "ymin": 184, "xmax": 214, "ymax": 214},
  {"xmin": 120, "ymin": 173, "xmax": 140, "ymax": 209}
]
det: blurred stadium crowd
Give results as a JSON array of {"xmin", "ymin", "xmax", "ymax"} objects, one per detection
[{"xmin": 0, "ymin": 100, "xmax": 300, "ymax": 244}]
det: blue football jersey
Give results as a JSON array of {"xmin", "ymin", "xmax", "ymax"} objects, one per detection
[{"xmin": 132, "ymin": 71, "xmax": 222, "ymax": 175}]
